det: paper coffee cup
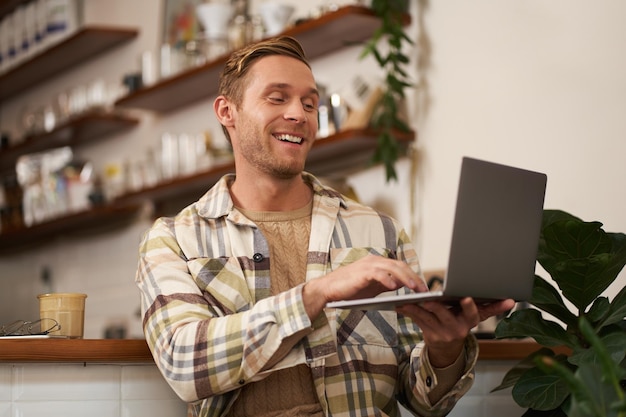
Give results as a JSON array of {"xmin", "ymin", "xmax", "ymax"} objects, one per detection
[{"xmin": 37, "ymin": 293, "xmax": 87, "ymax": 338}]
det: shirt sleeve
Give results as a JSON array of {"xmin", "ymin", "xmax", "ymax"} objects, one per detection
[
  {"xmin": 135, "ymin": 218, "xmax": 320, "ymax": 402},
  {"xmin": 427, "ymin": 345, "xmax": 468, "ymax": 404},
  {"xmin": 399, "ymin": 332, "xmax": 479, "ymax": 416}
]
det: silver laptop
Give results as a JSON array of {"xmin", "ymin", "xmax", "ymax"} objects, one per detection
[{"xmin": 326, "ymin": 156, "xmax": 547, "ymax": 310}]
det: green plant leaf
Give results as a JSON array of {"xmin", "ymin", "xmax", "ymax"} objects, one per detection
[
  {"xmin": 537, "ymin": 211, "xmax": 626, "ymax": 311},
  {"xmin": 564, "ymin": 363, "xmax": 625, "ymax": 417},
  {"xmin": 596, "ymin": 326, "xmax": 626, "ymax": 370},
  {"xmin": 392, "ymin": 65, "xmax": 410, "ymax": 80},
  {"xmin": 388, "ymin": 35, "xmax": 402, "ymax": 50},
  {"xmin": 359, "ymin": 34, "xmax": 381, "ymax": 58},
  {"xmin": 500, "ymin": 210, "xmax": 626, "ymax": 417},
  {"xmin": 587, "ymin": 297, "xmax": 611, "ymax": 324},
  {"xmin": 599, "ymin": 285, "xmax": 626, "ymax": 328},
  {"xmin": 394, "ymin": 52, "xmax": 410, "ymax": 64},
  {"xmin": 541, "ymin": 210, "xmax": 580, "ymax": 227},
  {"xmin": 539, "ymin": 220, "xmax": 609, "ymax": 309},
  {"xmin": 581, "ymin": 318, "xmax": 626, "ymax": 384},
  {"xmin": 495, "ymin": 309, "xmax": 577, "ymax": 348},
  {"xmin": 531, "ymin": 275, "xmax": 578, "ymax": 329},
  {"xmin": 361, "ymin": 0, "xmax": 414, "ymax": 182},
  {"xmin": 394, "ymin": 118, "xmax": 411, "ymax": 133},
  {"xmin": 568, "ymin": 331, "xmax": 626, "ymax": 369},
  {"xmin": 513, "ymin": 365, "xmax": 571, "ymax": 411},
  {"xmin": 492, "ymin": 348, "xmax": 557, "ymax": 392},
  {"xmin": 565, "ymin": 368, "xmax": 608, "ymax": 417}
]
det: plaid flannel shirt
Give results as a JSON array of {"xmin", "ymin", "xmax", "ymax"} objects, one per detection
[{"xmin": 135, "ymin": 172, "xmax": 478, "ymax": 417}]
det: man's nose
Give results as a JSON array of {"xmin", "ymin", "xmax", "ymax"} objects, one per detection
[{"xmin": 284, "ymin": 100, "xmax": 307, "ymax": 123}]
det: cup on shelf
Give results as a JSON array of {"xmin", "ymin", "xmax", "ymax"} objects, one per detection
[
  {"xmin": 140, "ymin": 50, "xmax": 157, "ymax": 87},
  {"xmin": 37, "ymin": 292, "xmax": 87, "ymax": 339},
  {"xmin": 195, "ymin": 2, "xmax": 234, "ymax": 41},
  {"xmin": 18, "ymin": 104, "xmax": 37, "ymax": 138},
  {"xmin": 42, "ymin": 104, "xmax": 56, "ymax": 132},
  {"xmin": 68, "ymin": 84, "xmax": 87, "ymax": 116},
  {"xmin": 86, "ymin": 78, "xmax": 108, "ymax": 110},
  {"xmin": 258, "ymin": 2, "xmax": 295, "ymax": 37},
  {"xmin": 54, "ymin": 90, "xmax": 71, "ymax": 124},
  {"xmin": 160, "ymin": 132, "xmax": 179, "ymax": 181},
  {"xmin": 102, "ymin": 161, "xmax": 125, "ymax": 201},
  {"xmin": 159, "ymin": 43, "xmax": 185, "ymax": 79}
]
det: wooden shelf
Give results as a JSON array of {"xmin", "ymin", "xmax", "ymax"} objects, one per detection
[
  {"xmin": 305, "ymin": 128, "xmax": 415, "ymax": 175},
  {"xmin": 0, "ymin": 203, "xmax": 142, "ymax": 254},
  {"xmin": 0, "ymin": 25, "xmax": 138, "ymax": 101},
  {"xmin": 478, "ymin": 339, "xmax": 571, "ymax": 360},
  {"xmin": 0, "ymin": 0, "xmax": 24, "ymax": 18},
  {"xmin": 115, "ymin": 159, "xmax": 234, "ymax": 207},
  {"xmin": 114, "ymin": 128, "xmax": 415, "ymax": 209},
  {"xmin": 115, "ymin": 5, "xmax": 405, "ymax": 113},
  {"xmin": 0, "ymin": 111, "xmax": 139, "ymax": 171},
  {"xmin": 0, "ymin": 21, "xmax": 141, "ymax": 252}
]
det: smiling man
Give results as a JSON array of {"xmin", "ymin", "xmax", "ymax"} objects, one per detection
[{"xmin": 135, "ymin": 36, "xmax": 514, "ymax": 417}]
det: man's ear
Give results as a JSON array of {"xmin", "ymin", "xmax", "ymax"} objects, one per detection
[{"xmin": 214, "ymin": 96, "xmax": 235, "ymax": 127}]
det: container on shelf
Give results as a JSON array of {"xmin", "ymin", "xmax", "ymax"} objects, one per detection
[{"xmin": 37, "ymin": 292, "xmax": 87, "ymax": 339}]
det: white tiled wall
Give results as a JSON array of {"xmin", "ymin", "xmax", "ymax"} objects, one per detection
[
  {"xmin": 0, "ymin": 359, "xmax": 523, "ymax": 417},
  {"xmin": 0, "ymin": 363, "xmax": 187, "ymax": 417},
  {"xmin": 449, "ymin": 360, "xmax": 525, "ymax": 416}
]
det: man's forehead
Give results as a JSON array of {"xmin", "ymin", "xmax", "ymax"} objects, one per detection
[{"xmin": 247, "ymin": 56, "xmax": 318, "ymax": 93}]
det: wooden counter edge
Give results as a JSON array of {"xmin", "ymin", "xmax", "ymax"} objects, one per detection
[
  {"xmin": 477, "ymin": 339, "xmax": 571, "ymax": 360},
  {"xmin": 0, "ymin": 339, "xmax": 153, "ymax": 363},
  {"xmin": 0, "ymin": 338, "xmax": 570, "ymax": 363}
]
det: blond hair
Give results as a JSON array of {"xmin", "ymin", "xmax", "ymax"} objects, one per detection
[{"xmin": 217, "ymin": 37, "xmax": 310, "ymax": 141}]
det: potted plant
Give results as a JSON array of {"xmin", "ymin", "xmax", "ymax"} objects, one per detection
[
  {"xmin": 360, "ymin": 0, "xmax": 413, "ymax": 182},
  {"xmin": 492, "ymin": 209, "xmax": 626, "ymax": 416}
]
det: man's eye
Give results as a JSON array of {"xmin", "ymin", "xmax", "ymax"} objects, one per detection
[
  {"xmin": 268, "ymin": 96, "xmax": 285, "ymax": 103},
  {"xmin": 303, "ymin": 103, "xmax": 317, "ymax": 111}
]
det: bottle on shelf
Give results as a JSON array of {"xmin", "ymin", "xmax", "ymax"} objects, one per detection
[
  {"xmin": 228, "ymin": 0, "xmax": 255, "ymax": 51},
  {"xmin": 44, "ymin": 0, "xmax": 82, "ymax": 48}
]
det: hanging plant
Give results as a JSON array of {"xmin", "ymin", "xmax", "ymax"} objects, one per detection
[{"xmin": 360, "ymin": 0, "xmax": 414, "ymax": 182}]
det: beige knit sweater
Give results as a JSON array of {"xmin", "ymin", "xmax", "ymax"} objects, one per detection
[{"xmin": 227, "ymin": 201, "xmax": 323, "ymax": 417}]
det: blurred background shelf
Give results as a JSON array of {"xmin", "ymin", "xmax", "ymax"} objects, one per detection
[
  {"xmin": 0, "ymin": 128, "xmax": 414, "ymax": 252},
  {"xmin": 0, "ymin": 25, "xmax": 138, "ymax": 101},
  {"xmin": 0, "ymin": 112, "xmax": 139, "ymax": 172},
  {"xmin": 0, "ymin": 203, "xmax": 142, "ymax": 254},
  {"xmin": 115, "ymin": 5, "xmax": 409, "ymax": 113}
]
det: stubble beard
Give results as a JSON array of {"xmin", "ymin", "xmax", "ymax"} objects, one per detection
[{"xmin": 238, "ymin": 121, "xmax": 304, "ymax": 180}]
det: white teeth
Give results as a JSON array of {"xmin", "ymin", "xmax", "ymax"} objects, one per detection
[{"xmin": 275, "ymin": 134, "xmax": 303, "ymax": 144}]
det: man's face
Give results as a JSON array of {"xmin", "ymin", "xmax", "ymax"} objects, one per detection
[{"xmin": 229, "ymin": 55, "xmax": 319, "ymax": 179}]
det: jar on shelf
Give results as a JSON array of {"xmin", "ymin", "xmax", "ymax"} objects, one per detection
[{"xmin": 228, "ymin": 0, "xmax": 254, "ymax": 51}]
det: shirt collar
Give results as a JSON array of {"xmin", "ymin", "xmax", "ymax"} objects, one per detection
[{"xmin": 195, "ymin": 172, "xmax": 348, "ymax": 220}]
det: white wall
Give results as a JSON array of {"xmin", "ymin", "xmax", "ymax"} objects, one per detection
[
  {"xmin": 403, "ymin": 0, "xmax": 626, "ymax": 299},
  {"xmin": 0, "ymin": 363, "xmax": 187, "ymax": 416},
  {"xmin": 1, "ymin": 0, "xmax": 624, "ymax": 338}
]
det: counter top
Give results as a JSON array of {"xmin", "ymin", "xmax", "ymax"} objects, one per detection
[
  {"xmin": 0, "ymin": 339, "xmax": 570, "ymax": 363},
  {"xmin": 0, "ymin": 338, "xmax": 153, "ymax": 363}
]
